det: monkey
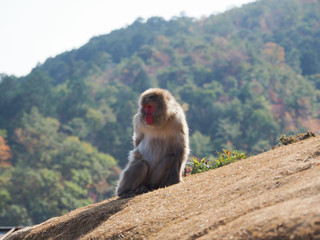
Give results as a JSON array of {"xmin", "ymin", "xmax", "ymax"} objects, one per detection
[{"xmin": 116, "ymin": 88, "xmax": 190, "ymax": 198}]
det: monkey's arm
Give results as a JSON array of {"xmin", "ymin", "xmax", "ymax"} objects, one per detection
[{"xmin": 132, "ymin": 114, "xmax": 144, "ymax": 147}]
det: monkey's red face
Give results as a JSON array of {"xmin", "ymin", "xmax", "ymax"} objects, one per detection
[{"xmin": 143, "ymin": 103, "xmax": 154, "ymax": 125}]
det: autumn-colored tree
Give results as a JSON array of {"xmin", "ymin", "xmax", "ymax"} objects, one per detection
[
  {"xmin": 262, "ymin": 42, "xmax": 285, "ymax": 65},
  {"xmin": 0, "ymin": 136, "xmax": 12, "ymax": 167}
]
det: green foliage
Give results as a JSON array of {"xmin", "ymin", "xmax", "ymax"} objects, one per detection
[
  {"xmin": 188, "ymin": 158, "xmax": 212, "ymax": 174},
  {"xmin": 85, "ymin": 108, "xmax": 105, "ymax": 131},
  {"xmin": 132, "ymin": 69, "xmax": 152, "ymax": 92},
  {"xmin": 214, "ymin": 149, "xmax": 248, "ymax": 168},
  {"xmin": 187, "ymin": 149, "xmax": 248, "ymax": 175},
  {"xmin": 0, "ymin": 129, "xmax": 7, "ymax": 138},
  {"xmin": 0, "ymin": 109, "xmax": 119, "ymax": 225},
  {"xmin": 190, "ymin": 131, "xmax": 212, "ymax": 158}
]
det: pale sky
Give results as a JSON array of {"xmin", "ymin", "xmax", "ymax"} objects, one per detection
[{"xmin": 0, "ymin": 0, "xmax": 255, "ymax": 77}]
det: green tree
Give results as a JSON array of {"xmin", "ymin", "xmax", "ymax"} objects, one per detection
[
  {"xmin": 20, "ymin": 70, "xmax": 55, "ymax": 115},
  {"xmin": 190, "ymin": 131, "xmax": 213, "ymax": 158},
  {"xmin": 0, "ymin": 109, "xmax": 119, "ymax": 225},
  {"xmin": 58, "ymin": 77, "xmax": 91, "ymax": 123},
  {"xmin": 132, "ymin": 69, "xmax": 151, "ymax": 92},
  {"xmin": 13, "ymin": 107, "xmax": 61, "ymax": 167}
]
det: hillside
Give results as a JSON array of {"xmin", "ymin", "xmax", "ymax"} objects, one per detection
[
  {"xmin": 7, "ymin": 136, "xmax": 320, "ymax": 239},
  {"xmin": 1, "ymin": 0, "xmax": 320, "ymax": 226}
]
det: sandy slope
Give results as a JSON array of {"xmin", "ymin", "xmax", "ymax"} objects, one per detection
[{"xmin": 7, "ymin": 136, "xmax": 320, "ymax": 240}]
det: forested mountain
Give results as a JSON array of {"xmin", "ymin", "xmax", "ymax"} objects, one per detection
[{"xmin": 1, "ymin": 0, "xmax": 320, "ymax": 225}]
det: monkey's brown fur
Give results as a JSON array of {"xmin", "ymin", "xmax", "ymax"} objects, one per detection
[{"xmin": 116, "ymin": 88, "xmax": 190, "ymax": 198}]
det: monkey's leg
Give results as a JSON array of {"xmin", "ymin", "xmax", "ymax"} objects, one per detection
[
  {"xmin": 166, "ymin": 158, "xmax": 181, "ymax": 185},
  {"xmin": 159, "ymin": 152, "xmax": 184, "ymax": 188},
  {"xmin": 116, "ymin": 155, "xmax": 148, "ymax": 198}
]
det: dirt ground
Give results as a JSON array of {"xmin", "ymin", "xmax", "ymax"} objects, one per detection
[{"xmin": 7, "ymin": 136, "xmax": 320, "ymax": 240}]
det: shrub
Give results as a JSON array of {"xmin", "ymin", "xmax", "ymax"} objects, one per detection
[{"xmin": 185, "ymin": 149, "xmax": 248, "ymax": 176}]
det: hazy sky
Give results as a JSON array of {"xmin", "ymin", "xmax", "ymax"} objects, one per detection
[{"xmin": 0, "ymin": 0, "xmax": 255, "ymax": 77}]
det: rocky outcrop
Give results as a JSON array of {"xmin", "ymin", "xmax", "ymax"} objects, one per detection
[{"xmin": 7, "ymin": 137, "xmax": 320, "ymax": 239}]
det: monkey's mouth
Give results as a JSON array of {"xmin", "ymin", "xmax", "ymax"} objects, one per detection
[{"xmin": 145, "ymin": 115, "xmax": 154, "ymax": 125}]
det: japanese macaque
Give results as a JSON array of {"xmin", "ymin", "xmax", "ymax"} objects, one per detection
[{"xmin": 116, "ymin": 88, "xmax": 190, "ymax": 198}]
